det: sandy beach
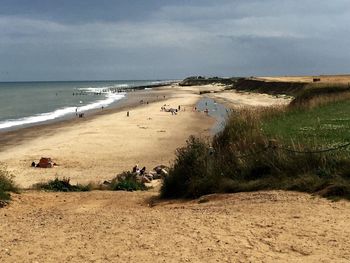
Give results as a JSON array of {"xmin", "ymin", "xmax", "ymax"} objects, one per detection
[
  {"xmin": 0, "ymin": 84, "xmax": 292, "ymax": 189},
  {"xmin": 0, "ymin": 84, "xmax": 216, "ymax": 188}
]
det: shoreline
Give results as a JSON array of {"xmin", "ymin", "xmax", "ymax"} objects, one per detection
[
  {"xmin": 0, "ymin": 87, "xmax": 174, "ymax": 152},
  {"xmin": 0, "ymin": 81, "xmax": 178, "ymax": 133}
]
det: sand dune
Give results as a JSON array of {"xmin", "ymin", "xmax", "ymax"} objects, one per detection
[{"xmin": 207, "ymin": 90, "xmax": 292, "ymax": 108}]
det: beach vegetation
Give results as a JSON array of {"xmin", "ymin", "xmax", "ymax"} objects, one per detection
[
  {"xmin": 161, "ymin": 87, "xmax": 350, "ymax": 200},
  {"xmin": 34, "ymin": 177, "xmax": 92, "ymax": 192}
]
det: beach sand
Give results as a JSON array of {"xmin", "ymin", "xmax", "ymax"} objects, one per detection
[
  {"xmin": 1, "ymin": 190, "xmax": 349, "ymax": 262},
  {"xmin": 0, "ymin": 85, "xmax": 215, "ymax": 188}
]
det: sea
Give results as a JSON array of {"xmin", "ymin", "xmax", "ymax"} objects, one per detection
[{"xmin": 0, "ymin": 80, "xmax": 172, "ymax": 131}]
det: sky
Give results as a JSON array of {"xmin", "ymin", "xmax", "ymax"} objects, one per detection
[{"xmin": 0, "ymin": 0, "xmax": 350, "ymax": 81}]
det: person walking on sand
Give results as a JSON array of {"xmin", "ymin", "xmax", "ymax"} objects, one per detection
[{"xmin": 127, "ymin": 111, "xmax": 129, "ymax": 117}]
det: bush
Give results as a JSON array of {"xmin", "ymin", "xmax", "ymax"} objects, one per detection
[
  {"xmin": 0, "ymin": 164, "xmax": 18, "ymax": 201},
  {"xmin": 161, "ymin": 136, "xmax": 216, "ymax": 198},
  {"xmin": 34, "ymin": 177, "xmax": 92, "ymax": 192},
  {"xmin": 110, "ymin": 171, "xmax": 148, "ymax": 191}
]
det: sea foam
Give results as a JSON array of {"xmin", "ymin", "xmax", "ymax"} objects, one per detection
[{"xmin": 0, "ymin": 92, "xmax": 125, "ymax": 130}]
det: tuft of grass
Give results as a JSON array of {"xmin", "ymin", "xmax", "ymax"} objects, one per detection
[
  {"xmin": 0, "ymin": 163, "xmax": 18, "ymax": 202},
  {"xmin": 34, "ymin": 177, "xmax": 92, "ymax": 192},
  {"xmin": 109, "ymin": 171, "xmax": 148, "ymax": 191}
]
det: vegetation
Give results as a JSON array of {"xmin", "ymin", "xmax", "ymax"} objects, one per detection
[
  {"xmin": 263, "ymin": 99, "xmax": 350, "ymax": 146},
  {"xmin": 161, "ymin": 88, "xmax": 350, "ymax": 200},
  {"xmin": 34, "ymin": 177, "xmax": 92, "ymax": 192},
  {"xmin": 0, "ymin": 164, "xmax": 18, "ymax": 202},
  {"xmin": 109, "ymin": 171, "xmax": 148, "ymax": 191},
  {"xmin": 34, "ymin": 172, "xmax": 149, "ymax": 193},
  {"xmin": 290, "ymin": 83, "xmax": 350, "ymax": 108}
]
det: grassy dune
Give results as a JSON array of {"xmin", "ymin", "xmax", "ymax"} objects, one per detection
[{"xmin": 161, "ymin": 87, "xmax": 350, "ymax": 200}]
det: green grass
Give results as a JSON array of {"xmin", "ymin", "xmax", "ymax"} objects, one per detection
[{"xmin": 262, "ymin": 100, "xmax": 350, "ymax": 146}]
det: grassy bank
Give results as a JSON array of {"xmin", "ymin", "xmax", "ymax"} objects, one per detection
[
  {"xmin": 263, "ymin": 99, "xmax": 350, "ymax": 146},
  {"xmin": 161, "ymin": 89, "xmax": 350, "ymax": 200}
]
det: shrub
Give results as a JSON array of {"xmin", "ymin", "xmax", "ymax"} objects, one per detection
[
  {"xmin": 34, "ymin": 177, "xmax": 92, "ymax": 192},
  {"xmin": 110, "ymin": 171, "xmax": 148, "ymax": 191},
  {"xmin": 161, "ymin": 136, "xmax": 216, "ymax": 198},
  {"xmin": 0, "ymin": 164, "xmax": 18, "ymax": 201}
]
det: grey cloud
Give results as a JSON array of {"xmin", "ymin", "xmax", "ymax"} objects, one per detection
[{"xmin": 0, "ymin": 1, "xmax": 350, "ymax": 81}]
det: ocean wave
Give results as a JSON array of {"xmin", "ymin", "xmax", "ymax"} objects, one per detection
[
  {"xmin": 78, "ymin": 84, "xmax": 131, "ymax": 93},
  {"xmin": 0, "ymin": 92, "xmax": 125, "ymax": 130}
]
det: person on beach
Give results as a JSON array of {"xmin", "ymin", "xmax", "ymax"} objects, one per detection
[
  {"xmin": 140, "ymin": 166, "xmax": 146, "ymax": 175},
  {"xmin": 178, "ymin": 105, "xmax": 181, "ymax": 111},
  {"xmin": 127, "ymin": 111, "xmax": 130, "ymax": 117},
  {"xmin": 132, "ymin": 164, "xmax": 139, "ymax": 173}
]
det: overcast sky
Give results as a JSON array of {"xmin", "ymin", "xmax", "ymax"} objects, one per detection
[{"xmin": 1, "ymin": 0, "xmax": 350, "ymax": 81}]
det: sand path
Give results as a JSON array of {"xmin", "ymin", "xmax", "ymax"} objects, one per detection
[{"xmin": 1, "ymin": 190, "xmax": 349, "ymax": 262}]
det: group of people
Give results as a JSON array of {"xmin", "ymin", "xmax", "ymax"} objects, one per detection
[{"xmin": 160, "ymin": 104, "xmax": 184, "ymax": 115}]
